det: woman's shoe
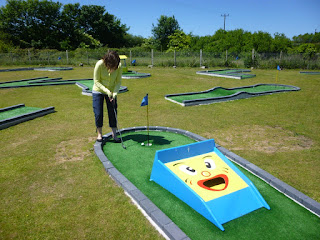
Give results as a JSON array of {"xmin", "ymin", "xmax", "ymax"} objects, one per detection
[
  {"xmin": 96, "ymin": 138, "xmax": 103, "ymax": 142},
  {"xmin": 114, "ymin": 138, "xmax": 121, "ymax": 143}
]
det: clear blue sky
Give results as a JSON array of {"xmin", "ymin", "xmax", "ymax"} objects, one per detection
[{"xmin": 1, "ymin": 0, "xmax": 319, "ymax": 39}]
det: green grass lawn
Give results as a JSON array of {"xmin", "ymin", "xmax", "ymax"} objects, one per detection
[{"xmin": 0, "ymin": 66, "xmax": 319, "ymax": 239}]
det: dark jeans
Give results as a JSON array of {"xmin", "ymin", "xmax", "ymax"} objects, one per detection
[{"xmin": 92, "ymin": 93, "xmax": 117, "ymax": 128}]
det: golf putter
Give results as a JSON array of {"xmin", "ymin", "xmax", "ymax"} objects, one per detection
[{"xmin": 112, "ymin": 102, "xmax": 126, "ymax": 149}]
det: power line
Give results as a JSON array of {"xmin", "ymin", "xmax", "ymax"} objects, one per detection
[{"xmin": 221, "ymin": 14, "xmax": 229, "ymax": 31}]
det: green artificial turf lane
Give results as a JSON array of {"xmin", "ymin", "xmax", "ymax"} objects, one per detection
[
  {"xmin": 224, "ymin": 73, "xmax": 255, "ymax": 79},
  {"xmin": 201, "ymin": 70, "xmax": 255, "ymax": 79},
  {"xmin": 208, "ymin": 69, "xmax": 247, "ymax": 74},
  {"xmin": 169, "ymin": 85, "xmax": 296, "ymax": 103},
  {"xmin": 122, "ymin": 72, "xmax": 149, "ymax": 77},
  {"xmin": 0, "ymin": 106, "xmax": 42, "ymax": 120},
  {"xmin": 103, "ymin": 130, "xmax": 320, "ymax": 240},
  {"xmin": 35, "ymin": 67, "xmax": 71, "ymax": 70},
  {"xmin": 0, "ymin": 78, "xmax": 49, "ymax": 87},
  {"xmin": 80, "ymin": 80, "xmax": 93, "ymax": 91},
  {"xmin": 79, "ymin": 80, "xmax": 94, "ymax": 90},
  {"xmin": 122, "ymin": 72, "xmax": 137, "ymax": 76},
  {"xmin": 0, "ymin": 78, "xmax": 74, "ymax": 87},
  {"xmin": 77, "ymin": 80, "xmax": 127, "ymax": 92},
  {"xmin": 0, "ymin": 78, "xmax": 91, "ymax": 88},
  {"xmin": 122, "ymin": 72, "xmax": 141, "ymax": 76}
]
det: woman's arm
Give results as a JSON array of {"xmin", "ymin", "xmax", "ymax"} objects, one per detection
[{"xmin": 94, "ymin": 60, "xmax": 112, "ymax": 97}]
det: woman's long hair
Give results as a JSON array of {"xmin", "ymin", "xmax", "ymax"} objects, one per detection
[{"xmin": 103, "ymin": 51, "xmax": 120, "ymax": 70}]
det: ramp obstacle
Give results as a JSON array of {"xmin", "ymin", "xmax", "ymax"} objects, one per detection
[{"xmin": 150, "ymin": 139, "xmax": 270, "ymax": 231}]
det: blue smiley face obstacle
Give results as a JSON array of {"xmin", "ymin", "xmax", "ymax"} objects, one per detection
[{"xmin": 150, "ymin": 139, "xmax": 270, "ymax": 231}]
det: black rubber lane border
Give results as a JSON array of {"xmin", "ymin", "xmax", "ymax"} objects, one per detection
[
  {"xmin": 0, "ymin": 103, "xmax": 25, "ymax": 113},
  {"xmin": 0, "ymin": 67, "xmax": 35, "ymax": 72},
  {"xmin": 94, "ymin": 126, "xmax": 320, "ymax": 240},
  {"xmin": 165, "ymin": 84, "xmax": 300, "ymax": 106},
  {"xmin": 122, "ymin": 71, "xmax": 151, "ymax": 79},
  {"xmin": 0, "ymin": 104, "xmax": 55, "ymax": 130},
  {"xmin": 300, "ymin": 71, "xmax": 320, "ymax": 74},
  {"xmin": 0, "ymin": 77, "xmax": 50, "ymax": 85},
  {"xmin": 196, "ymin": 69, "xmax": 255, "ymax": 79},
  {"xmin": 33, "ymin": 67, "xmax": 73, "ymax": 71},
  {"xmin": 0, "ymin": 67, "xmax": 72, "ymax": 72},
  {"xmin": 0, "ymin": 78, "xmax": 93, "ymax": 89}
]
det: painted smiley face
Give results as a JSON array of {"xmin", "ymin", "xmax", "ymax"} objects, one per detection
[{"xmin": 165, "ymin": 152, "xmax": 248, "ymax": 202}]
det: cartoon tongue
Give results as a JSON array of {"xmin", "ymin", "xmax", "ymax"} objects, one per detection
[{"xmin": 197, "ymin": 174, "xmax": 228, "ymax": 191}]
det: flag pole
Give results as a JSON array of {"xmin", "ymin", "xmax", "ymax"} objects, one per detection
[
  {"xmin": 140, "ymin": 93, "xmax": 151, "ymax": 146},
  {"xmin": 275, "ymin": 65, "xmax": 280, "ymax": 90},
  {"xmin": 276, "ymin": 65, "xmax": 280, "ymax": 85},
  {"xmin": 147, "ymin": 99, "xmax": 149, "ymax": 146}
]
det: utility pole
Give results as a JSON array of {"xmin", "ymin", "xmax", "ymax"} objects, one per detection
[{"xmin": 221, "ymin": 14, "xmax": 229, "ymax": 31}]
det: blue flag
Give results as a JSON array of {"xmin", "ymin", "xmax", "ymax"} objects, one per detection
[
  {"xmin": 141, "ymin": 94, "xmax": 148, "ymax": 106},
  {"xmin": 277, "ymin": 65, "xmax": 281, "ymax": 71}
]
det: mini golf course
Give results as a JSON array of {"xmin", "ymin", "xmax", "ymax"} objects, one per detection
[
  {"xmin": 122, "ymin": 71, "xmax": 151, "ymax": 79},
  {"xmin": 196, "ymin": 69, "xmax": 256, "ymax": 79},
  {"xmin": 0, "ymin": 104, "xmax": 55, "ymax": 130},
  {"xmin": 75, "ymin": 80, "xmax": 128, "ymax": 96},
  {"xmin": 166, "ymin": 84, "xmax": 300, "ymax": 106},
  {"xmin": 0, "ymin": 77, "xmax": 128, "ymax": 95},
  {"xmin": 0, "ymin": 77, "xmax": 92, "ymax": 88},
  {"xmin": 95, "ymin": 127, "xmax": 320, "ymax": 240},
  {"xmin": 33, "ymin": 67, "xmax": 73, "ymax": 71},
  {"xmin": 0, "ymin": 67, "xmax": 73, "ymax": 72},
  {"xmin": 300, "ymin": 71, "xmax": 320, "ymax": 74}
]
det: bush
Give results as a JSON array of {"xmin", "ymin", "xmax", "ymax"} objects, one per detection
[{"xmin": 244, "ymin": 55, "xmax": 259, "ymax": 68}]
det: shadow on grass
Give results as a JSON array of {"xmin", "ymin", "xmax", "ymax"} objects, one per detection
[{"xmin": 122, "ymin": 133, "xmax": 172, "ymax": 146}]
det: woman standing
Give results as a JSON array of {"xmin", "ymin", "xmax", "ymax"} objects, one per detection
[{"xmin": 92, "ymin": 51, "xmax": 122, "ymax": 142}]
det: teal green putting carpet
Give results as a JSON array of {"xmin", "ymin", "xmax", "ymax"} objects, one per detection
[{"xmin": 103, "ymin": 130, "xmax": 319, "ymax": 240}]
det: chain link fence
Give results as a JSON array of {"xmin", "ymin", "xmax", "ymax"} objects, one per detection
[{"xmin": 0, "ymin": 49, "xmax": 319, "ymax": 69}]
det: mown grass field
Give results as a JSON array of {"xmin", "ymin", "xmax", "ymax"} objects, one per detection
[{"xmin": 0, "ymin": 66, "xmax": 319, "ymax": 239}]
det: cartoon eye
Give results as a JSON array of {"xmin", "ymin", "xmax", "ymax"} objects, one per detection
[
  {"xmin": 204, "ymin": 159, "xmax": 216, "ymax": 169},
  {"xmin": 179, "ymin": 165, "xmax": 197, "ymax": 175}
]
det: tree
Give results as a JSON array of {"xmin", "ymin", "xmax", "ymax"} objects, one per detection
[
  {"xmin": 292, "ymin": 32, "xmax": 320, "ymax": 53},
  {"xmin": 151, "ymin": 15, "xmax": 180, "ymax": 51},
  {"xmin": 78, "ymin": 5, "xmax": 128, "ymax": 48},
  {"xmin": 122, "ymin": 34, "xmax": 144, "ymax": 48},
  {"xmin": 167, "ymin": 30, "xmax": 191, "ymax": 52},
  {"xmin": 59, "ymin": 3, "xmax": 82, "ymax": 50},
  {"xmin": 252, "ymin": 31, "xmax": 273, "ymax": 52},
  {"xmin": 296, "ymin": 43, "xmax": 317, "ymax": 59},
  {"xmin": 78, "ymin": 31, "xmax": 102, "ymax": 49},
  {"xmin": 0, "ymin": 0, "xmax": 62, "ymax": 49},
  {"xmin": 0, "ymin": 30, "xmax": 14, "ymax": 52},
  {"xmin": 293, "ymin": 32, "xmax": 320, "ymax": 44},
  {"xmin": 225, "ymin": 29, "xmax": 246, "ymax": 53},
  {"xmin": 190, "ymin": 35, "xmax": 214, "ymax": 51},
  {"xmin": 0, "ymin": 0, "xmax": 130, "ymax": 50},
  {"xmin": 98, "ymin": 12, "xmax": 129, "ymax": 48},
  {"xmin": 141, "ymin": 37, "xmax": 157, "ymax": 50},
  {"xmin": 272, "ymin": 32, "xmax": 291, "ymax": 52}
]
